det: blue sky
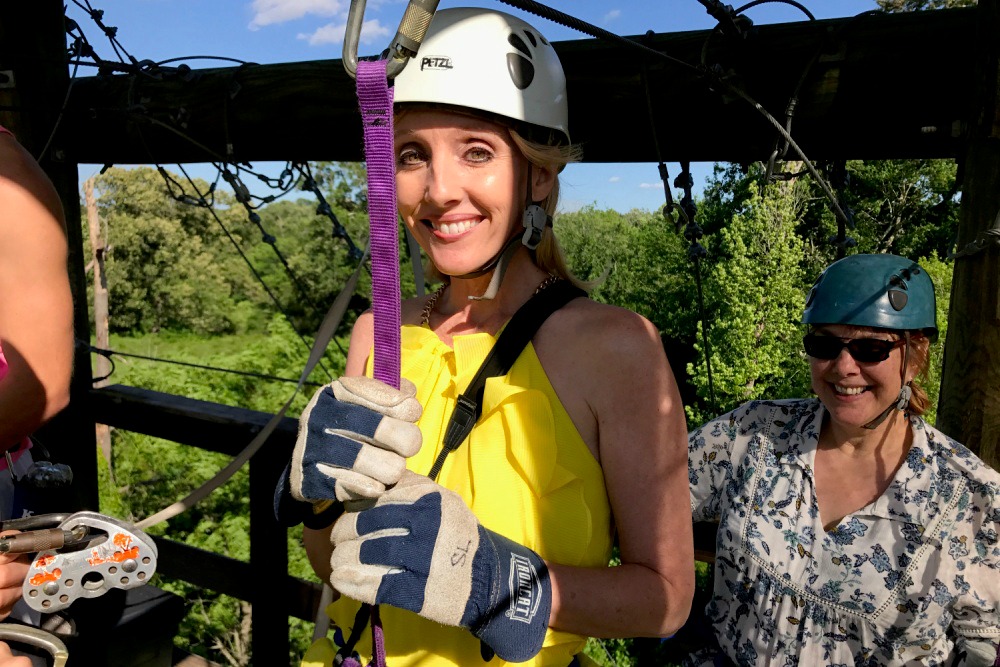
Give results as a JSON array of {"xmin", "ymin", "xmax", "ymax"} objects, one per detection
[{"xmin": 68, "ymin": 0, "xmax": 880, "ymax": 213}]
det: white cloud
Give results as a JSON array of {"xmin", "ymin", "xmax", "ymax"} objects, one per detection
[
  {"xmin": 638, "ymin": 182, "xmax": 660, "ymax": 189},
  {"xmin": 603, "ymin": 9, "xmax": 621, "ymax": 23},
  {"xmin": 608, "ymin": 176, "xmax": 621, "ymax": 183},
  {"xmin": 297, "ymin": 18, "xmax": 389, "ymax": 46},
  {"xmin": 249, "ymin": 0, "xmax": 344, "ymax": 30}
]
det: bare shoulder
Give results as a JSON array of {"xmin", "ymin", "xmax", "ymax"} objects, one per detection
[
  {"xmin": 0, "ymin": 136, "xmax": 64, "ymax": 228},
  {"xmin": 538, "ymin": 297, "xmax": 665, "ymax": 368},
  {"xmin": 534, "ymin": 296, "xmax": 676, "ymax": 459}
]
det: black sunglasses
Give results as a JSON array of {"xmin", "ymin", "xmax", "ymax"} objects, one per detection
[{"xmin": 802, "ymin": 334, "xmax": 906, "ymax": 363}]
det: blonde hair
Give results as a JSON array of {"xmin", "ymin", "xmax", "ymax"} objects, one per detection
[{"xmin": 508, "ymin": 129, "xmax": 591, "ymax": 291}]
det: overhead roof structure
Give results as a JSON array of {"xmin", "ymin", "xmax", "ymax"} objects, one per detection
[{"xmin": 54, "ymin": 8, "xmax": 976, "ymax": 164}]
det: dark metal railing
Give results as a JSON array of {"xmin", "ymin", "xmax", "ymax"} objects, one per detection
[{"xmin": 87, "ymin": 384, "xmax": 324, "ymax": 663}]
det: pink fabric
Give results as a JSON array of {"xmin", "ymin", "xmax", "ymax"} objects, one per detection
[{"xmin": 0, "ymin": 341, "xmax": 32, "ymax": 465}]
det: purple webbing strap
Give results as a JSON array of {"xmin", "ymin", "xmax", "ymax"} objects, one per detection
[
  {"xmin": 355, "ymin": 59, "xmax": 398, "ymax": 667},
  {"xmin": 370, "ymin": 605, "xmax": 387, "ymax": 665},
  {"xmin": 357, "ymin": 59, "xmax": 401, "ymax": 391}
]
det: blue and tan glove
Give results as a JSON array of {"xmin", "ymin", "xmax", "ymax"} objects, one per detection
[
  {"xmin": 274, "ymin": 377, "xmax": 422, "ymax": 529},
  {"xmin": 329, "ymin": 471, "xmax": 551, "ymax": 663}
]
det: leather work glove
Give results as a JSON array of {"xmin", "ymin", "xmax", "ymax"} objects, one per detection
[
  {"xmin": 274, "ymin": 377, "xmax": 422, "ymax": 529},
  {"xmin": 330, "ymin": 471, "xmax": 552, "ymax": 663}
]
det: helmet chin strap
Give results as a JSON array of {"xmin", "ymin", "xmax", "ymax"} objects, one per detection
[
  {"xmin": 444, "ymin": 165, "xmax": 550, "ymax": 301},
  {"xmin": 863, "ymin": 331, "xmax": 912, "ymax": 430}
]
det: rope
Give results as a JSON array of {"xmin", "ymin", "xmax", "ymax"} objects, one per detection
[
  {"xmin": 638, "ymin": 61, "xmax": 717, "ymax": 412},
  {"xmin": 86, "ymin": 344, "xmax": 325, "ymax": 388},
  {"xmin": 174, "ymin": 165, "xmax": 335, "ymax": 379},
  {"xmin": 136, "ymin": 251, "xmax": 368, "ymax": 529},
  {"xmin": 675, "ymin": 165, "xmax": 718, "ymax": 414},
  {"xmin": 349, "ymin": 58, "xmax": 400, "ymax": 667},
  {"xmin": 949, "ymin": 208, "xmax": 1000, "ymax": 260},
  {"xmin": 496, "ymin": 0, "xmax": 698, "ymax": 72},
  {"xmin": 497, "ymin": 0, "xmax": 856, "ymax": 236}
]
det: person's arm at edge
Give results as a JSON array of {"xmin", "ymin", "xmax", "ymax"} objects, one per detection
[
  {"xmin": 547, "ymin": 308, "xmax": 695, "ymax": 638},
  {"xmin": 0, "ymin": 135, "xmax": 72, "ymax": 450}
]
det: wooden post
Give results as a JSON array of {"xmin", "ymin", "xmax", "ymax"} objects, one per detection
[
  {"xmin": 0, "ymin": 1, "xmax": 99, "ymax": 510},
  {"xmin": 937, "ymin": 0, "xmax": 1000, "ymax": 467},
  {"xmin": 85, "ymin": 177, "xmax": 113, "ymax": 467},
  {"xmin": 250, "ymin": 442, "xmax": 290, "ymax": 664}
]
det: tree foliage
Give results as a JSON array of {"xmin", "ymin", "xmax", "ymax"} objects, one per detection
[{"xmin": 877, "ymin": 0, "xmax": 976, "ymax": 10}]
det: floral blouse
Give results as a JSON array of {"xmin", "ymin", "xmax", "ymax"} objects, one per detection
[{"xmin": 688, "ymin": 399, "xmax": 1000, "ymax": 666}]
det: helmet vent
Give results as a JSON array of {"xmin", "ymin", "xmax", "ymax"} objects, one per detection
[
  {"xmin": 888, "ymin": 289, "xmax": 908, "ymax": 311},
  {"xmin": 523, "ymin": 29, "xmax": 538, "ymax": 47},
  {"xmin": 508, "ymin": 33, "xmax": 531, "ymax": 57},
  {"xmin": 506, "ymin": 52, "xmax": 535, "ymax": 90}
]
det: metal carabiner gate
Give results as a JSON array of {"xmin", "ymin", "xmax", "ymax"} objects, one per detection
[
  {"xmin": 342, "ymin": 0, "xmax": 440, "ymax": 80},
  {"xmin": 0, "ymin": 625, "xmax": 68, "ymax": 667}
]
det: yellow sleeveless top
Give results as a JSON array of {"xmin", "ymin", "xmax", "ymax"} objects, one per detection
[{"xmin": 303, "ymin": 324, "xmax": 613, "ymax": 667}]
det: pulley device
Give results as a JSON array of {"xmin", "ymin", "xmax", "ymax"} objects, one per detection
[
  {"xmin": 0, "ymin": 511, "xmax": 158, "ymax": 665},
  {"xmin": 11, "ymin": 512, "xmax": 158, "ymax": 613}
]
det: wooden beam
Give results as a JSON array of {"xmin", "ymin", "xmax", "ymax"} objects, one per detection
[
  {"xmin": 0, "ymin": 0, "xmax": 98, "ymax": 511},
  {"xmin": 154, "ymin": 537, "xmax": 325, "ymax": 622},
  {"xmin": 250, "ymin": 417, "xmax": 292, "ymax": 662},
  {"xmin": 88, "ymin": 383, "xmax": 322, "ymax": 644},
  {"xmin": 937, "ymin": 0, "xmax": 1000, "ymax": 468},
  {"xmin": 87, "ymin": 384, "xmax": 297, "ymax": 456},
  {"xmin": 55, "ymin": 7, "xmax": 977, "ymax": 165}
]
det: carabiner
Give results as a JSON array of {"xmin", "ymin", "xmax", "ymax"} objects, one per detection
[
  {"xmin": 0, "ymin": 624, "xmax": 68, "ymax": 667},
  {"xmin": 342, "ymin": 0, "xmax": 440, "ymax": 80}
]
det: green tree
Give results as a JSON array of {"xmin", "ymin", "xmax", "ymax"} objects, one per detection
[
  {"xmin": 690, "ymin": 173, "xmax": 811, "ymax": 425},
  {"xmin": 841, "ymin": 159, "xmax": 960, "ymax": 259},
  {"xmin": 916, "ymin": 253, "xmax": 953, "ymax": 425},
  {"xmin": 93, "ymin": 167, "xmax": 261, "ymax": 334},
  {"xmin": 877, "ymin": 0, "xmax": 976, "ymax": 10}
]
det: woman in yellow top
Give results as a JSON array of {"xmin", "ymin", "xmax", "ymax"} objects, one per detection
[{"xmin": 274, "ymin": 7, "xmax": 694, "ymax": 666}]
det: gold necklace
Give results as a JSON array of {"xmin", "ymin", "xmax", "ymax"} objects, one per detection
[
  {"xmin": 420, "ymin": 275, "xmax": 560, "ymax": 326},
  {"xmin": 420, "ymin": 284, "xmax": 448, "ymax": 326}
]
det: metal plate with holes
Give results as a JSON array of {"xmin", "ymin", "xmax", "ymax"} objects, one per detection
[{"xmin": 22, "ymin": 511, "xmax": 158, "ymax": 613}]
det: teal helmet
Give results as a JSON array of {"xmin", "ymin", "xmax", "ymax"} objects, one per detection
[{"xmin": 802, "ymin": 254, "xmax": 938, "ymax": 341}]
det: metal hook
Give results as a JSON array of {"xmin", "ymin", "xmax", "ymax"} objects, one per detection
[
  {"xmin": 0, "ymin": 625, "xmax": 69, "ymax": 667},
  {"xmin": 343, "ymin": 0, "xmax": 441, "ymax": 80}
]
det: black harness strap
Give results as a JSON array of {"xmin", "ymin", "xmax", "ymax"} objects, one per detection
[{"xmin": 426, "ymin": 280, "xmax": 585, "ymax": 481}]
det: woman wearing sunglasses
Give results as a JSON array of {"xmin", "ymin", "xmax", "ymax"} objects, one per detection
[{"xmin": 687, "ymin": 253, "xmax": 999, "ymax": 666}]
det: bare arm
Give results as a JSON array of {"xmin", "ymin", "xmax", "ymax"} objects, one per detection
[
  {"xmin": 0, "ymin": 135, "xmax": 73, "ymax": 450},
  {"xmin": 545, "ymin": 308, "xmax": 695, "ymax": 638}
]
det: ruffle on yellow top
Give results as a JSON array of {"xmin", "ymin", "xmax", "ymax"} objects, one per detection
[{"xmin": 306, "ymin": 324, "xmax": 613, "ymax": 667}]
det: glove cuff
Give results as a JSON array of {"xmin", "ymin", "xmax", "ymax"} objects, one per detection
[
  {"xmin": 274, "ymin": 462, "xmax": 343, "ymax": 529},
  {"xmin": 466, "ymin": 527, "xmax": 551, "ymax": 663}
]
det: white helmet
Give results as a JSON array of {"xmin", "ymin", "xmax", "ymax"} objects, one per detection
[{"xmin": 393, "ymin": 7, "xmax": 570, "ymax": 143}]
